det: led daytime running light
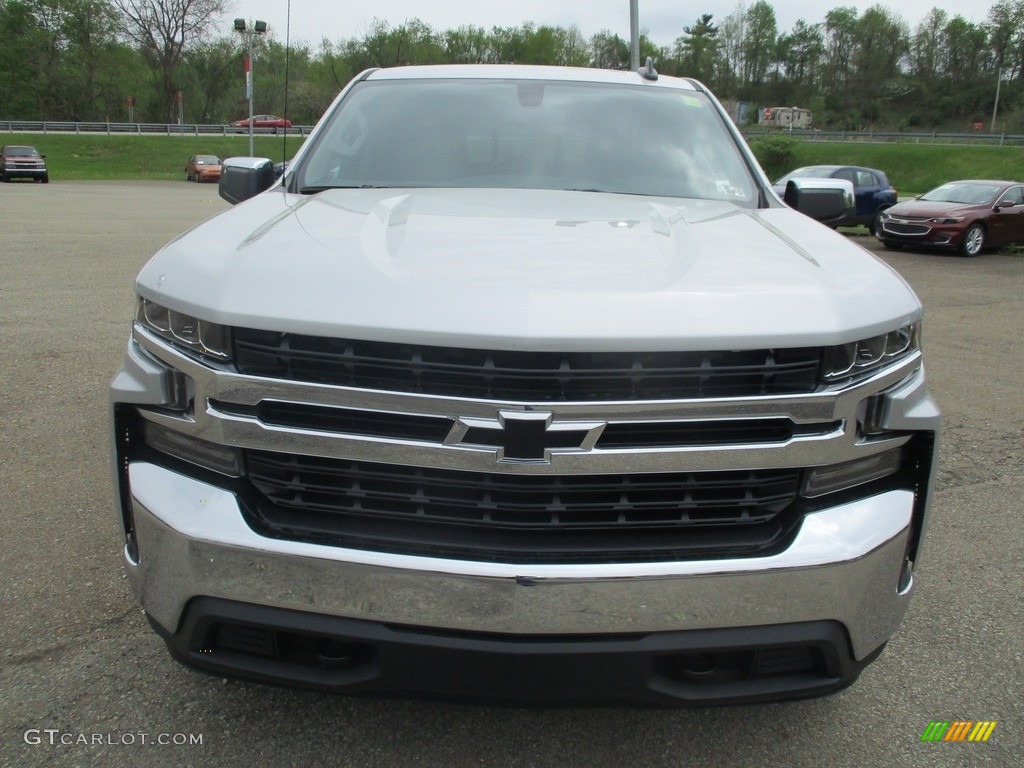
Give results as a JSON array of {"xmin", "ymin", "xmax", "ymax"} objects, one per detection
[
  {"xmin": 823, "ymin": 322, "xmax": 919, "ymax": 381},
  {"xmin": 136, "ymin": 298, "xmax": 232, "ymax": 360}
]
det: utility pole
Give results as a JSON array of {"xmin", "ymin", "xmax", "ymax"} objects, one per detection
[
  {"xmin": 234, "ymin": 18, "xmax": 268, "ymax": 157},
  {"xmin": 630, "ymin": 0, "xmax": 640, "ymax": 71}
]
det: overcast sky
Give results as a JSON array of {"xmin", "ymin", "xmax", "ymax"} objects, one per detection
[{"xmin": 223, "ymin": 1, "xmax": 993, "ymax": 49}]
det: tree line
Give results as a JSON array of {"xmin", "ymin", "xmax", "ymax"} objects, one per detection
[{"xmin": 0, "ymin": 0, "xmax": 1020, "ymax": 132}]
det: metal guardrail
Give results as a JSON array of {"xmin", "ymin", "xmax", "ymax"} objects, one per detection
[
  {"xmin": 0, "ymin": 120, "xmax": 313, "ymax": 136},
  {"xmin": 1, "ymin": 121, "xmax": 1020, "ymax": 146},
  {"xmin": 742, "ymin": 128, "xmax": 1024, "ymax": 147}
]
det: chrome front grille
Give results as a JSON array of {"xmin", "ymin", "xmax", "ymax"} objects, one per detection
[
  {"xmin": 881, "ymin": 219, "xmax": 930, "ymax": 236},
  {"xmin": 211, "ymin": 400, "xmax": 841, "ymax": 451},
  {"xmin": 133, "ymin": 325, "xmax": 921, "ymax": 563}
]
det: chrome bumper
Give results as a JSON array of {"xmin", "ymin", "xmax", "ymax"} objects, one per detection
[{"xmin": 126, "ymin": 461, "xmax": 915, "ymax": 660}]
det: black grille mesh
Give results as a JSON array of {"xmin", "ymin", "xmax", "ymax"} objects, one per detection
[
  {"xmin": 244, "ymin": 451, "xmax": 802, "ymax": 563},
  {"xmin": 233, "ymin": 329, "xmax": 822, "ymax": 401}
]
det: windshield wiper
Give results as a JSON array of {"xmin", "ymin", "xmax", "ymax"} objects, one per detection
[{"xmin": 298, "ymin": 184, "xmax": 387, "ymax": 194}]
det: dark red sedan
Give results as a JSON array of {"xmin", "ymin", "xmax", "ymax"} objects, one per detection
[
  {"xmin": 876, "ymin": 179, "xmax": 1024, "ymax": 256},
  {"xmin": 231, "ymin": 114, "xmax": 292, "ymax": 130}
]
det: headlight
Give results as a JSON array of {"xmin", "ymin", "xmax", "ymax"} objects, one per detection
[
  {"xmin": 822, "ymin": 322, "xmax": 920, "ymax": 382},
  {"xmin": 928, "ymin": 216, "xmax": 964, "ymax": 224},
  {"xmin": 135, "ymin": 297, "xmax": 232, "ymax": 360}
]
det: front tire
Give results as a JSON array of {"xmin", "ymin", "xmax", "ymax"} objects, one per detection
[
  {"xmin": 869, "ymin": 207, "xmax": 888, "ymax": 236},
  {"xmin": 961, "ymin": 224, "xmax": 985, "ymax": 257}
]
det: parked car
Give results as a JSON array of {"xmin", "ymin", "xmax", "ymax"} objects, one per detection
[
  {"xmin": 231, "ymin": 114, "xmax": 292, "ymax": 130},
  {"xmin": 876, "ymin": 179, "xmax": 1024, "ymax": 257},
  {"xmin": 773, "ymin": 165, "xmax": 896, "ymax": 232},
  {"xmin": 1, "ymin": 145, "xmax": 48, "ymax": 183},
  {"xmin": 112, "ymin": 64, "xmax": 938, "ymax": 706},
  {"xmin": 184, "ymin": 154, "xmax": 222, "ymax": 183}
]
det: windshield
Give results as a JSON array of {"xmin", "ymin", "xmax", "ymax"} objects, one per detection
[
  {"xmin": 297, "ymin": 78, "xmax": 757, "ymax": 204},
  {"xmin": 920, "ymin": 182, "xmax": 1002, "ymax": 205},
  {"xmin": 5, "ymin": 147, "xmax": 40, "ymax": 157},
  {"xmin": 774, "ymin": 166, "xmax": 831, "ymax": 185}
]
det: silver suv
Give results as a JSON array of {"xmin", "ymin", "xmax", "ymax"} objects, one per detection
[{"xmin": 110, "ymin": 65, "xmax": 939, "ymax": 705}]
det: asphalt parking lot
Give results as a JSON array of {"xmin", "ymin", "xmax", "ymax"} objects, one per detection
[{"xmin": 1, "ymin": 181, "xmax": 1021, "ymax": 767}]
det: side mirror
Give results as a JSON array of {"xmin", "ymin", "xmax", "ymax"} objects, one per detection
[
  {"xmin": 995, "ymin": 199, "xmax": 1016, "ymax": 210},
  {"xmin": 784, "ymin": 177, "xmax": 855, "ymax": 228},
  {"xmin": 219, "ymin": 157, "xmax": 275, "ymax": 205}
]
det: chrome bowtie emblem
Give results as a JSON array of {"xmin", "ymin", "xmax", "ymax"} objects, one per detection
[{"xmin": 446, "ymin": 411, "xmax": 604, "ymax": 464}]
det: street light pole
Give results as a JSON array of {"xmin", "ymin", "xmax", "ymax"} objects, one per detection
[
  {"xmin": 629, "ymin": 0, "xmax": 639, "ymax": 71},
  {"xmin": 234, "ymin": 18, "xmax": 268, "ymax": 157}
]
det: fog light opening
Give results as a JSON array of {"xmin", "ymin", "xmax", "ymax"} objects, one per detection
[
  {"xmin": 675, "ymin": 653, "xmax": 718, "ymax": 677},
  {"xmin": 143, "ymin": 420, "xmax": 243, "ymax": 477},
  {"xmin": 802, "ymin": 448, "xmax": 903, "ymax": 498},
  {"xmin": 316, "ymin": 639, "xmax": 364, "ymax": 669}
]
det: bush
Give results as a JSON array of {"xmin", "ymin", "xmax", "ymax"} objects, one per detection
[{"xmin": 748, "ymin": 133, "xmax": 797, "ymax": 178}]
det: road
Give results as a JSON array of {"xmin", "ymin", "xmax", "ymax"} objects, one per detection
[{"xmin": 1, "ymin": 182, "xmax": 1021, "ymax": 767}]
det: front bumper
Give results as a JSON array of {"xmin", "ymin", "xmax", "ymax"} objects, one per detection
[
  {"xmin": 112, "ymin": 319, "xmax": 939, "ymax": 703},
  {"xmin": 3, "ymin": 166, "xmax": 47, "ymax": 179},
  {"xmin": 124, "ymin": 461, "xmax": 916, "ymax": 703},
  {"xmin": 877, "ymin": 220, "xmax": 963, "ymax": 249}
]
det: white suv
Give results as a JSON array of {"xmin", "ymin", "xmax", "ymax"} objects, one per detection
[{"xmin": 110, "ymin": 65, "xmax": 939, "ymax": 705}]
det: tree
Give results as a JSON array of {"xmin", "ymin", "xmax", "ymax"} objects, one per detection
[
  {"xmin": 59, "ymin": 0, "xmax": 139, "ymax": 120},
  {"xmin": 442, "ymin": 25, "xmax": 491, "ymax": 64},
  {"xmin": 822, "ymin": 6, "xmax": 859, "ymax": 96},
  {"xmin": 0, "ymin": 1, "xmax": 47, "ymax": 117},
  {"xmin": 715, "ymin": 5, "xmax": 745, "ymax": 98},
  {"xmin": 911, "ymin": 8, "xmax": 947, "ymax": 81},
  {"xmin": 778, "ymin": 20, "xmax": 824, "ymax": 92},
  {"xmin": 672, "ymin": 14, "xmax": 718, "ymax": 82},
  {"xmin": 852, "ymin": 6, "xmax": 910, "ymax": 123},
  {"xmin": 741, "ymin": 0, "xmax": 778, "ymax": 99},
  {"xmin": 113, "ymin": 0, "xmax": 228, "ymax": 121},
  {"xmin": 945, "ymin": 16, "xmax": 991, "ymax": 83},
  {"xmin": 589, "ymin": 30, "xmax": 628, "ymax": 70},
  {"xmin": 180, "ymin": 35, "xmax": 239, "ymax": 123},
  {"xmin": 553, "ymin": 25, "xmax": 590, "ymax": 67}
]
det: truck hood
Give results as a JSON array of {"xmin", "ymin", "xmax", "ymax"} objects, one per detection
[{"xmin": 137, "ymin": 187, "xmax": 921, "ymax": 350}]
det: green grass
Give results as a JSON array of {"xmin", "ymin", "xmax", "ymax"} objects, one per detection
[
  {"xmin": 759, "ymin": 140, "xmax": 1024, "ymax": 196},
  {"xmin": 3, "ymin": 134, "xmax": 304, "ymax": 180},
  {"xmin": 5, "ymin": 133, "xmax": 1022, "ymax": 194}
]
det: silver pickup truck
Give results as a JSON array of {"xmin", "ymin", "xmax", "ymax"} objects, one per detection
[{"xmin": 110, "ymin": 64, "xmax": 939, "ymax": 706}]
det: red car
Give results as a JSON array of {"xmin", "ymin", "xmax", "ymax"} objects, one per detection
[
  {"xmin": 231, "ymin": 114, "xmax": 292, "ymax": 130},
  {"xmin": 876, "ymin": 179, "xmax": 1024, "ymax": 256},
  {"xmin": 184, "ymin": 154, "xmax": 222, "ymax": 183},
  {"xmin": 1, "ymin": 144, "xmax": 48, "ymax": 183}
]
